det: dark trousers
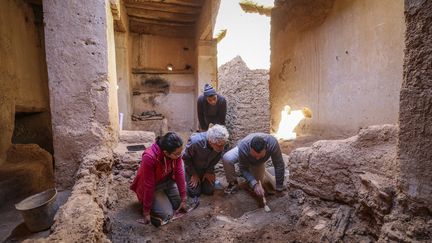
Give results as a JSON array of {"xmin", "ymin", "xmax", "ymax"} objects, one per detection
[
  {"xmin": 186, "ymin": 172, "xmax": 215, "ymax": 197},
  {"xmin": 150, "ymin": 180, "xmax": 181, "ymax": 226}
]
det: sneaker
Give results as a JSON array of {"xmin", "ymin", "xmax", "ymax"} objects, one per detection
[
  {"xmin": 214, "ymin": 180, "xmax": 223, "ymax": 190},
  {"xmin": 224, "ymin": 181, "xmax": 238, "ymax": 194}
]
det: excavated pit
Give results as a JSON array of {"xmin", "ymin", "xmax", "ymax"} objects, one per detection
[
  {"xmin": 37, "ymin": 126, "xmax": 430, "ymax": 242},
  {"xmin": 103, "ymin": 127, "xmax": 357, "ymax": 242}
]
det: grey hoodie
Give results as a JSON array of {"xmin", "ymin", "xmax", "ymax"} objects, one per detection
[{"xmin": 237, "ymin": 133, "xmax": 285, "ymax": 188}]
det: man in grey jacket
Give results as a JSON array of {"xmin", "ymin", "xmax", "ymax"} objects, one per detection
[
  {"xmin": 183, "ymin": 125, "xmax": 229, "ymax": 197},
  {"xmin": 222, "ymin": 133, "xmax": 285, "ymax": 197}
]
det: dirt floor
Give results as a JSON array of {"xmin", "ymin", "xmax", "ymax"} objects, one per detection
[
  {"xmin": 106, "ymin": 134, "xmax": 374, "ymax": 243},
  {"xmin": 108, "ymin": 175, "xmax": 324, "ymax": 242},
  {"xmin": 107, "ymin": 171, "xmax": 385, "ymax": 243},
  {"xmin": 37, "ymin": 128, "xmax": 428, "ymax": 242}
]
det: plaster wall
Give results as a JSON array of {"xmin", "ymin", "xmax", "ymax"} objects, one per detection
[
  {"xmin": 115, "ymin": 32, "xmax": 132, "ymax": 130},
  {"xmin": 44, "ymin": 0, "xmax": 119, "ymax": 189},
  {"xmin": 197, "ymin": 40, "xmax": 218, "ymax": 95},
  {"xmin": 130, "ymin": 34, "xmax": 197, "ymax": 132},
  {"xmin": 131, "ymin": 34, "xmax": 196, "ymax": 71},
  {"xmin": 399, "ymin": 0, "xmax": 432, "ymax": 213},
  {"xmin": 195, "ymin": 0, "xmax": 219, "ymax": 96},
  {"xmin": 132, "ymin": 74, "xmax": 196, "ymax": 132},
  {"xmin": 270, "ymin": 0, "xmax": 405, "ymax": 136},
  {"xmin": 0, "ymin": 0, "xmax": 50, "ymax": 164}
]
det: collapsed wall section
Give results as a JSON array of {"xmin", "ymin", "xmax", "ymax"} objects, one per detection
[{"xmin": 218, "ymin": 56, "xmax": 270, "ymax": 144}]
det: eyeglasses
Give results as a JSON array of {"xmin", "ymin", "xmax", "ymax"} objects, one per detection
[{"xmin": 169, "ymin": 151, "xmax": 182, "ymax": 157}]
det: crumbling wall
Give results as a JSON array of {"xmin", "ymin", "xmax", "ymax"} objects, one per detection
[
  {"xmin": 44, "ymin": 0, "xmax": 119, "ymax": 189},
  {"xmin": 218, "ymin": 56, "xmax": 270, "ymax": 144},
  {"xmin": 0, "ymin": 0, "xmax": 51, "ymax": 164},
  {"xmin": 399, "ymin": 0, "xmax": 432, "ymax": 213},
  {"xmin": 270, "ymin": 0, "xmax": 405, "ymax": 137},
  {"xmin": 289, "ymin": 125, "xmax": 398, "ymax": 231},
  {"xmin": 0, "ymin": 144, "xmax": 54, "ymax": 206},
  {"xmin": 40, "ymin": 147, "xmax": 113, "ymax": 242},
  {"xmin": 289, "ymin": 125, "xmax": 397, "ymax": 201}
]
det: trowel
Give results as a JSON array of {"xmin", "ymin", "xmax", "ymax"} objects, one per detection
[{"xmin": 259, "ymin": 181, "xmax": 271, "ymax": 212}]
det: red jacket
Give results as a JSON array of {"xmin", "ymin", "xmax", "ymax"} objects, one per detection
[{"xmin": 130, "ymin": 143, "xmax": 186, "ymax": 216}]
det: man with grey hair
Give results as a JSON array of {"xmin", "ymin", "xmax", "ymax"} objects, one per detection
[{"xmin": 183, "ymin": 124, "xmax": 229, "ymax": 197}]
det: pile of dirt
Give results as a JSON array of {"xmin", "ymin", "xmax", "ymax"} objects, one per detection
[{"xmin": 34, "ymin": 147, "xmax": 115, "ymax": 242}]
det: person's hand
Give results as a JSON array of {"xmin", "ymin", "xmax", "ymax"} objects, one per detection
[
  {"xmin": 189, "ymin": 174, "xmax": 200, "ymax": 188},
  {"xmin": 177, "ymin": 199, "xmax": 188, "ymax": 213},
  {"xmin": 137, "ymin": 214, "xmax": 151, "ymax": 224},
  {"xmin": 254, "ymin": 182, "xmax": 265, "ymax": 198},
  {"xmin": 202, "ymin": 173, "xmax": 215, "ymax": 185}
]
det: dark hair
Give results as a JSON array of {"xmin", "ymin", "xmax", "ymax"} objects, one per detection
[
  {"xmin": 250, "ymin": 136, "xmax": 266, "ymax": 152},
  {"xmin": 156, "ymin": 132, "xmax": 183, "ymax": 153}
]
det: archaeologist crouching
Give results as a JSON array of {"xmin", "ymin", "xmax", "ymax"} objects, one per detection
[
  {"xmin": 130, "ymin": 132, "xmax": 187, "ymax": 227},
  {"xmin": 182, "ymin": 124, "xmax": 229, "ymax": 199},
  {"xmin": 223, "ymin": 133, "xmax": 285, "ymax": 198},
  {"xmin": 197, "ymin": 83, "xmax": 227, "ymax": 131}
]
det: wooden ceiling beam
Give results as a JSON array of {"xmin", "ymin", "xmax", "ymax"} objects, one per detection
[
  {"xmin": 126, "ymin": 7, "xmax": 198, "ymax": 23},
  {"xmin": 124, "ymin": 0, "xmax": 202, "ymax": 8},
  {"xmin": 129, "ymin": 16, "xmax": 194, "ymax": 27},
  {"xmin": 129, "ymin": 19, "xmax": 195, "ymax": 38},
  {"xmin": 125, "ymin": 2, "xmax": 201, "ymax": 14},
  {"xmin": 24, "ymin": 0, "xmax": 42, "ymax": 5}
]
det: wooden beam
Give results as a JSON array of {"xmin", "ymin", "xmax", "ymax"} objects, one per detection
[
  {"xmin": 196, "ymin": 0, "xmax": 221, "ymax": 41},
  {"xmin": 129, "ymin": 16, "xmax": 193, "ymax": 27},
  {"xmin": 132, "ymin": 68, "xmax": 194, "ymax": 74},
  {"xmin": 24, "ymin": 0, "xmax": 42, "ymax": 5},
  {"xmin": 129, "ymin": 19, "xmax": 195, "ymax": 37},
  {"xmin": 124, "ymin": 0, "xmax": 202, "ymax": 8},
  {"xmin": 126, "ymin": 7, "xmax": 198, "ymax": 23},
  {"xmin": 125, "ymin": 2, "xmax": 201, "ymax": 14}
]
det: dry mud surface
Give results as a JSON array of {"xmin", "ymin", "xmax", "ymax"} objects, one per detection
[
  {"xmin": 43, "ymin": 126, "xmax": 431, "ymax": 242},
  {"xmin": 108, "ymin": 175, "xmax": 342, "ymax": 243}
]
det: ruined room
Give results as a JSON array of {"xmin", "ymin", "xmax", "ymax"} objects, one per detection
[{"xmin": 0, "ymin": 0, "xmax": 431, "ymax": 242}]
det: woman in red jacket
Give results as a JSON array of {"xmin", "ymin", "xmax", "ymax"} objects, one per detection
[{"xmin": 130, "ymin": 132, "xmax": 187, "ymax": 226}]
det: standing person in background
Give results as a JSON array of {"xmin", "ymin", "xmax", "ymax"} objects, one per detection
[
  {"xmin": 130, "ymin": 132, "xmax": 187, "ymax": 227},
  {"xmin": 197, "ymin": 83, "xmax": 227, "ymax": 131}
]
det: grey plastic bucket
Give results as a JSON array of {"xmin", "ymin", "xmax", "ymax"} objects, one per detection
[{"xmin": 15, "ymin": 188, "xmax": 59, "ymax": 232}]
